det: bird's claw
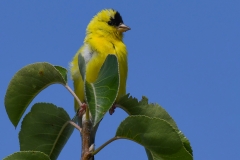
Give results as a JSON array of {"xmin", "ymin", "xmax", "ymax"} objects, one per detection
[
  {"xmin": 109, "ymin": 104, "xmax": 117, "ymax": 115},
  {"xmin": 78, "ymin": 103, "xmax": 87, "ymax": 116}
]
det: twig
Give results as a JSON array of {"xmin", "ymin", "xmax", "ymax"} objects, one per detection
[
  {"xmin": 65, "ymin": 84, "xmax": 82, "ymax": 107},
  {"xmin": 92, "ymin": 137, "xmax": 121, "ymax": 155},
  {"xmin": 68, "ymin": 120, "xmax": 82, "ymax": 132}
]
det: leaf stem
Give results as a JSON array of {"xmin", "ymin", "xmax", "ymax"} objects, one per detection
[
  {"xmin": 68, "ymin": 120, "xmax": 82, "ymax": 132},
  {"xmin": 85, "ymin": 107, "xmax": 90, "ymax": 121},
  {"xmin": 65, "ymin": 84, "xmax": 82, "ymax": 107},
  {"xmin": 92, "ymin": 137, "xmax": 121, "ymax": 155},
  {"xmin": 49, "ymin": 119, "xmax": 74, "ymax": 156}
]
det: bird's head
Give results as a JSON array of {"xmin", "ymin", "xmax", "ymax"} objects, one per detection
[{"xmin": 86, "ymin": 9, "xmax": 130, "ymax": 39}]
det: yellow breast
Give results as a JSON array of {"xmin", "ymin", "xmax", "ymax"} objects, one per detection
[{"xmin": 71, "ymin": 34, "xmax": 128, "ymax": 104}]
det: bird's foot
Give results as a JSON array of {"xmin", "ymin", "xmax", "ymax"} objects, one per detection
[
  {"xmin": 78, "ymin": 103, "xmax": 87, "ymax": 116},
  {"xmin": 109, "ymin": 104, "xmax": 117, "ymax": 115}
]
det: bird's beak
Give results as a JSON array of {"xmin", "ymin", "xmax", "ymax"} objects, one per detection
[{"xmin": 117, "ymin": 23, "xmax": 131, "ymax": 32}]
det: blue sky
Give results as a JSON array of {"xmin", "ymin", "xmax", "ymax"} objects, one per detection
[{"xmin": 1, "ymin": 1, "xmax": 240, "ymax": 160}]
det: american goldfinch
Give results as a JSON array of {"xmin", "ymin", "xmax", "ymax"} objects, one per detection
[{"xmin": 70, "ymin": 9, "xmax": 130, "ymax": 111}]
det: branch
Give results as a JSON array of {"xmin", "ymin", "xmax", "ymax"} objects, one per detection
[{"xmin": 81, "ymin": 119, "xmax": 93, "ymax": 160}]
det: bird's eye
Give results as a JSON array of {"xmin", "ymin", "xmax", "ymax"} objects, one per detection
[
  {"xmin": 108, "ymin": 19, "xmax": 115, "ymax": 26},
  {"xmin": 107, "ymin": 12, "xmax": 123, "ymax": 27},
  {"xmin": 108, "ymin": 21, "xmax": 113, "ymax": 26}
]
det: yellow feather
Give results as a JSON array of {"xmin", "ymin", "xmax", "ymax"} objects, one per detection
[{"xmin": 70, "ymin": 9, "xmax": 130, "ymax": 111}]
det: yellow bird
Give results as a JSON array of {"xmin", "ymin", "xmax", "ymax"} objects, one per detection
[{"xmin": 70, "ymin": 9, "xmax": 130, "ymax": 112}]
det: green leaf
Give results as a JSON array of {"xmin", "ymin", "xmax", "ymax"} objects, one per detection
[
  {"xmin": 78, "ymin": 53, "xmax": 86, "ymax": 80},
  {"xmin": 148, "ymin": 148, "xmax": 193, "ymax": 160},
  {"xmin": 85, "ymin": 54, "xmax": 119, "ymax": 126},
  {"xmin": 54, "ymin": 65, "xmax": 68, "ymax": 82},
  {"xmin": 3, "ymin": 151, "xmax": 50, "ymax": 160},
  {"xmin": 116, "ymin": 116, "xmax": 193, "ymax": 160},
  {"xmin": 118, "ymin": 95, "xmax": 193, "ymax": 159},
  {"xmin": 118, "ymin": 94, "xmax": 178, "ymax": 128},
  {"xmin": 4, "ymin": 62, "xmax": 67, "ymax": 127},
  {"xmin": 118, "ymin": 95, "xmax": 193, "ymax": 157},
  {"xmin": 19, "ymin": 103, "xmax": 75, "ymax": 160},
  {"xmin": 145, "ymin": 149, "xmax": 154, "ymax": 160},
  {"xmin": 178, "ymin": 131, "xmax": 193, "ymax": 156}
]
